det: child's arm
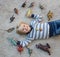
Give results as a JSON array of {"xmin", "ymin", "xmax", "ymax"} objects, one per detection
[
  {"xmin": 30, "ymin": 19, "xmax": 42, "ymax": 27},
  {"xmin": 31, "ymin": 14, "xmax": 43, "ymax": 22},
  {"xmin": 30, "ymin": 14, "xmax": 43, "ymax": 27},
  {"xmin": 17, "ymin": 37, "xmax": 34, "ymax": 47}
]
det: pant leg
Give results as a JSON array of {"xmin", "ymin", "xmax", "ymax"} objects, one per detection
[
  {"xmin": 54, "ymin": 20, "xmax": 60, "ymax": 28},
  {"xmin": 48, "ymin": 20, "xmax": 60, "ymax": 37},
  {"xmin": 56, "ymin": 28, "xmax": 60, "ymax": 35},
  {"xmin": 54, "ymin": 20, "xmax": 60, "ymax": 35},
  {"xmin": 48, "ymin": 21, "xmax": 55, "ymax": 37}
]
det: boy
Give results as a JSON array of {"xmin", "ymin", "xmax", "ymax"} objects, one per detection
[{"xmin": 16, "ymin": 14, "xmax": 60, "ymax": 47}]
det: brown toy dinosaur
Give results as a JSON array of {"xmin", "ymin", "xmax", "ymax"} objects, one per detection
[{"xmin": 36, "ymin": 43, "xmax": 51, "ymax": 55}]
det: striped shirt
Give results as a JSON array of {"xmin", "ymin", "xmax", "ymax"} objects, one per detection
[{"xmin": 20, "ymin": 20, "xmax": 50, "ymax": 47}]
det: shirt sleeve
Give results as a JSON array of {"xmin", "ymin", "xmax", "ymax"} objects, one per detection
[
  {"xmin": 31, "ymin": 14, "xmax": 42, "ymax": 22},
  {"xmin": 30, "ymin": 20, "xmax": 38, "ymax": 27},
  {"xmin": 30, "ymin": 18, "xmax": 42, "ymax": 27},
  {"xmin": 19, "ymin": 37, "xmax": 34, "ymax": 47}
]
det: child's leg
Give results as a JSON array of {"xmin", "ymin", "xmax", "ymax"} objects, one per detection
[
  {"xmin": 54, "ymin": 20, "xmax": 60, "ymax": 28},
  {"xmin": 54, "ymin": 20, "xmax": 60, "ymax": 35},
  {"xmin": 48, "ymin": 20, "xmax": 60, "ymax": 37},
  {"xmin": 56, "ymin": 28, "xmax": 60, "ymax": 35}
]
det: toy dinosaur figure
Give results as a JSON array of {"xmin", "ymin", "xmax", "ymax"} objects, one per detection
[
  {"xmin": 0, "ymin": 27, "xmax": 15, "ymax": 33},
  {"xmin": 14, "ymin": 8, "xmax": 19, "ymax": 14},
  {"xmin": 10, "ymin": 15, "xmax": 15, "ymax": 23},
  {"xmin": 26, "ymin": 47, "xmax": 33, "ymax": 57},
  {"xmin": 39, "ymin": 4, "xmax": 45, "ymax": 10},
  {"xmin": 21, "ymin": 1, "xmax": 26, "ymax": 8},
  {"xmin": 7, "ymin": 38, "xmax": 17, "ymax": 46},
  {"xmin": 47, "ymin": 10, "xmax": 53, "ymax": 21},
  {"xmin": 36, "ymin": 43, "xmax": 51, "ymax": 55},
  {"xmin": 26, "ymin": 9, "xmax": 32, "ymax": 18},
  {"xmin": 17, "ymin": 45, "xmax": 24, "ymax": 54},
  {"xmin": 29, "ymin": 2, "xmax": 35, "ymax": 8}
]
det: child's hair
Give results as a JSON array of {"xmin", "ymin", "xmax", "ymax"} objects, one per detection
[
  {"xmin": 16, "ymin": 29, "xmax": 27, "ymax": 35},
  {"xmin": 16, "ymin": 22, "xmax": 28, "ymax": 35}
]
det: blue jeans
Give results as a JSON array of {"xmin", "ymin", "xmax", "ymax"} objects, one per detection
[{"xmin": 48, "ymin": 20, "xmax": 60, "ymax": 37}]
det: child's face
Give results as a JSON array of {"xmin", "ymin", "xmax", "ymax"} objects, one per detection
[{"xmin": 17, "ymin": 23, "xmax": 31, "ymax": 34}]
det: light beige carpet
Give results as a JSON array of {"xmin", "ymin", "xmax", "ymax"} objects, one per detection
[{"xmin": 0, "ymin": 0, "xmax": 60, "ymax": 57}]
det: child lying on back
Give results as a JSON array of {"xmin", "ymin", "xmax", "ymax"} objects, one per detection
[{"xmin": 16, "ymin": 14, "xmax": 60, "ymax": 47}]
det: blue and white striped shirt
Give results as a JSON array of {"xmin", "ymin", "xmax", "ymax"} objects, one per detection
[{"xmin": 20, "ymin": 20, "xmax": 50, "ymax": 47}]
